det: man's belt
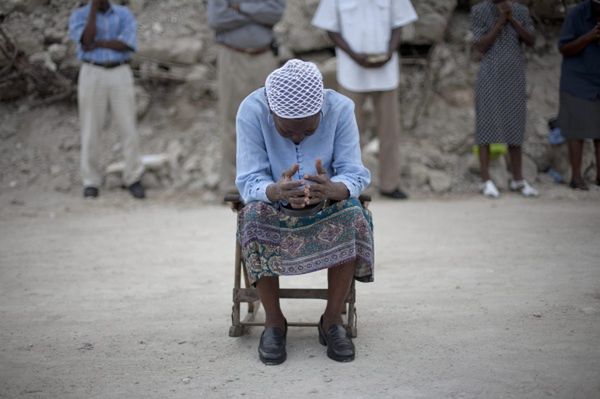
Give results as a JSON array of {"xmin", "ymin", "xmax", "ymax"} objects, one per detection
[
  {"xmin": 83, "ymin": 60, "xmax": 130, "ymax": 69},
  {"xmin": 222, "ymin": 43, "xmax": 271, "ymax": 55}
]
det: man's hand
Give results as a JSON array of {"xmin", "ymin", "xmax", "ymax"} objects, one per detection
[
  {"xmin": 367, "ymin": 53, "xmax": 392, "ymax": 68},
  {"xmin": 82, "ymin": 41, "xmax": 97, "ymax": 52},
  {"xmin": 495, "ymin": 1, "xmax": 511, "ymax": 26},
  {"xmin": 304, "ymin": 159, "xmax": 349, "ymax": 204},
  {"xmin": 350, "ymin": 53, "xmax": 374, "ymax": 68},
  {"xmin": 266, "ymin": 164, "xmax": 307, "ymax": 208},
  {"xmin": 584, "ymin": 23, "xmax": 600, "ymax": 45},
  {"xmin": 229, "ymin": 3, "xmax": 241, "ymax": 12},
  {"xmin": 497, "ymin": 1, "xmax": 512, "ymax": 18},
  {"xmin": 351, "ymin": 52, "xmax": 392, "ymax": 69}
]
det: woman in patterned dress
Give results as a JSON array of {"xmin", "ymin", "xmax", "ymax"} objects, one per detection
[
  {"xmin": 471, "ymin": 0, "xmax": 538, "ymax": 198},
  {"xmin": 235, "ymin": 60, "xmax": 374, "ymax": 365}
]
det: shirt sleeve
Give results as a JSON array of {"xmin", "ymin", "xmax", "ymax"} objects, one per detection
[
  {"xmin": 392, "ymin": 0, "xmax": 418, "ymax": 28},
  {"xmin": 311, "ymin": 0, "xmax": 340, "ymax": 32},
  {"xmin": 329, "ymin": 99, "xmax": 371, "ymax": 198},
  {"xmin": 207, "ymin": 0, "xmax": 252, "ymax": 33},
  {"xmin": 235, "ymin": 99, "xmax": 276, "ymax": 204},
  {"xmin": 239, "ymin": 0, "xmax": 285, "ymax": 27},
  {"xmin": 68, "ymin": 8, "xmax": 86, "ymax": 43},
  {"xmin": 558, "ymin": 8, "xmax": 580, "ymax": 48},
  {"xmin": 470, "ymin": 6, "xmax": 487, "ymax": 42},
  {"xmin": 117, "ymin": 8, "xmax": 137, "ymax": 51}
]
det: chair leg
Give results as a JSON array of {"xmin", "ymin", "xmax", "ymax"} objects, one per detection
[
  {"xmin": 241, "ymin": 260, "xmax": 254, "ymax": 313},
  {"xmin": 347, "ymin": 303, "xmax": 357, "ymax": 338},
  {"xmin": 346, "ymin": 281, "xmax": 357, "ymax": 337},
  {"xmin": 229, "ymin": 241, "xmax": 243, "ymax": 337}
]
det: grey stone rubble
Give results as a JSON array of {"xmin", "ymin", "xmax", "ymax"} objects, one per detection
[{"xmin": 0, "ymin": 0, "xmax": 597, "ymax": 195}]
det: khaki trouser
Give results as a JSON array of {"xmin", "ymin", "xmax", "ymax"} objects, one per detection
[
  {"xmin": 77, "ymin": 63, "xmax": 143, "ymax": 187},
  {"xmin": 217, "ymin": 46, "xmax": 278, "ymax": 192},
  {"xmin": 340, "ymin": 87, "xmax": 401, "ymax": 193}
]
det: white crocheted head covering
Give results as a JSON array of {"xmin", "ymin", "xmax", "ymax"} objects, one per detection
[{"xmin": 265, "ymin": 59, "xmax": 324, "ymax": 119}]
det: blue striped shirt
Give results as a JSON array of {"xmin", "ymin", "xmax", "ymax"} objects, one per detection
[
  {"xmin": 69, "ymin": 4, "xmax": 137, "ymax": 64},
  {"xmin": 236, "ymin": 89, "xmax": 371, "ymax": 204}
]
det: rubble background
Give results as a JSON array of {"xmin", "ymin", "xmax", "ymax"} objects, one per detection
[{"xmin": 0, "ymin": 0, "xmax": 597, "ymax": 198}]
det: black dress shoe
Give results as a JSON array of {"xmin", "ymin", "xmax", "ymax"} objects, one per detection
[
  {"xmin": 258, "ymin": 321, "xmax": 287, "ymax": 365},
  {"xmin": 318, "ymin": 315, "xmax": 355, "ymax": 362},
  {"xmin": 83, "ymin": 187, "xmax": 99, "ymax": 198},
  {"xmin": 128, "ymin": 181, "xmax": 146, "ymax": 199},
  {"xmin": 380, "ymin": 188, "xmax": 408, "ymax": 200},
  {"xmin": 569, "ymin": 180, "xmax": 589, "ymax": 191}
]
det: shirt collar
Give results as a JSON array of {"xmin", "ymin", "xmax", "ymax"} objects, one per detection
[{"xmin": 83, "ymin": 2, "xmax": 114, "ymax": 15}]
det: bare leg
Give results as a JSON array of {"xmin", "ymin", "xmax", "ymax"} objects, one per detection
[
  {"xmin": 479, "ymin": 144, "xmax": 491, "ymax": 181},
  {"xmin": 256, "ymin": 277, "xmax": 285, "ymax": 329},
  {"xmin": 323, "ymin": 261, "xmax": 356, "ymax": 331},
  {"xmin": 568, "ymin": 139, "xmax": 584, "ymax": 185},
  {"xmin": 595, "ymin": 140, "xmax": 600, "ymax": 183},
  {"xmin": 508, "ymin": 145, "xmax": 524, "ymax": 181}
]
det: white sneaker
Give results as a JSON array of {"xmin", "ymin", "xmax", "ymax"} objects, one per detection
[
  {"xmin": 510, "ymin": 180, "xmax": 539, "ymax": 197},
  {"xmin": 481, "ymin": 180, "xmax": 500, "ymax": 198}
]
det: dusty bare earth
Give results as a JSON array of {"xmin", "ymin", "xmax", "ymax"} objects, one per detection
[{"xmin": 0, "ymin": 188, "xmax": 599, "ymax": 399}]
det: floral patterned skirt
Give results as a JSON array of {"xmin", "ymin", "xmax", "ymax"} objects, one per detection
[{"xmin": 237, "ymin": 198, "xmax": 374, "ymax": 286}]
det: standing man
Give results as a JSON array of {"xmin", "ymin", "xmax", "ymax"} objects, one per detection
[
  {"xmin": 207, "ymin": 0, "xmax": 285, "ymax": 195},
  {"xmin": 558, "ymin": 0, "xmax": 600, "ymax": 190},
  {"xmin": 69, "ymin": 0, "xmax": 145, "ymax": 199},
  {"xmin": 312, "ymin": 0, "xmax": 418, "ymax": 200}
]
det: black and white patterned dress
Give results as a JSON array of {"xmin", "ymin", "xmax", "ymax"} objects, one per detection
[{"xmin": 471, "ymin": 1, "xmax": 534, "ymax": 145}]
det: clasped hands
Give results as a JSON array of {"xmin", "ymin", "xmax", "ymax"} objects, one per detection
[
  {"xmin": 496, "ymin": 1, "xmax": 515, "ymax": 25},
  {"xmin": 266, "ymin": 159, "xmax": 348, "ymax": 209}
]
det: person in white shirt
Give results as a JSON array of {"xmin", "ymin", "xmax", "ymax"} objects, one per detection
[{"xmin": 312, "ymin": 0, "xmax": 418, "ymax": 199}]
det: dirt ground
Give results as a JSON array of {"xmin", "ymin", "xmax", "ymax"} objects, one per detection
[{"xmin": 0, "ymin": 188, "xmax": 599, "ymax": 399}]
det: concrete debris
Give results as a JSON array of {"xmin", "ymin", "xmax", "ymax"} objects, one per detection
[{"xmin": 0, "ymin": 0, "xmax": 595, "ymax": 195}]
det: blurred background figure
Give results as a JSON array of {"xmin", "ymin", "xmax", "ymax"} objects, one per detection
[
  {"xmin": 471, "ymin": 0, "xmax": 537, "ymax": 199},
  {"xmin": 558, "ymin": 0, "xmax": 600, "ymax": 191},
  {"xmin": 312, "ymin": 0, "xmax": 418, "ymax": 200},
  {"xmin": 69, "ymin": 0, "xmax": 146, "ymax": 199},
  {"xmin": 207, "ymin": 0, "xmax": 285, "ymax": 195}
]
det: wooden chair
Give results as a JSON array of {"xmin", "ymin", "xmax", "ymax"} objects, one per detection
[{"xmin": 224, "ymin": 193, "xmax": 371, "ymax": 338}]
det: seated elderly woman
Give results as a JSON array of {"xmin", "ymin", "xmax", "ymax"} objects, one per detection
[{"xmin": 235, "ymin": 59, "xmax": 374, "ymax": 365}]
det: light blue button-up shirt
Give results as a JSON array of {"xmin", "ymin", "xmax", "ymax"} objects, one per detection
[
  {"xmin": 236, "ymin": 88, "xmax": 371, "ymax": 204},
  {"xmin": 68, "ymin": 3, "xmax": 137, "ymax": 64}
]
